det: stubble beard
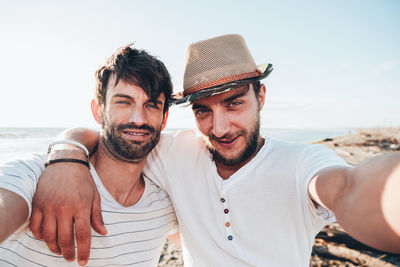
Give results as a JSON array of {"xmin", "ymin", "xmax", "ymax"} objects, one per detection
[
  {"xmin": 207, "ymin": 116, "xmax": 261, "ymax": 167},
  {"xmin": 101, "ymin": 117, "xmax": 161, "ymax": 163}
]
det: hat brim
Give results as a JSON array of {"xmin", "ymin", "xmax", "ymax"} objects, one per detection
[{"xmin": 170, "ymin": 63, "xmax": 273, "ymax": 106}]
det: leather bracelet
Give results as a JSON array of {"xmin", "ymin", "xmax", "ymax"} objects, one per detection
[{"xmin": 44, "ymin": 158, "xmax": 90, "ymax": 169}]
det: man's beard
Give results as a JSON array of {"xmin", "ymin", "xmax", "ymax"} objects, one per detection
[
  {"xmin": 207, "ymin": 118, "xmax": 260, "ymax": 167},
  {"xmin": 101, "ymin": 118, "xmax": 161, "ymax": 163}
]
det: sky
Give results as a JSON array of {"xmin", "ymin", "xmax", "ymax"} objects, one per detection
[{"xmin": 0, "ymin": 0, "xmax": 399, "ymax": 130}]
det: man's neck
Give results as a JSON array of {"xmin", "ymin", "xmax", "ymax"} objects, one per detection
[
  {"xmin": 216, "ymin": 137, "xmax": 265, "ymax": 180},
  {"xmin": 91, "ymin": 142, "xmax": 146, "ymax": 207}
]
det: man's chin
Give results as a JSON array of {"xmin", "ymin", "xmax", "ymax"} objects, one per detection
[
  {"xmin": 121, "ymin": 134, "xmax": 149, "ymax": 145},
  {"xmin": 102, "ymin": 123, "xmax": 162, "ymax": 163},
  {"xmin": 118, "ymin": 155, "xmax": 146, "ymax": 164},
  {"xmin": 105, "ymin": 140, "xmax": 153, "ymax": 163},
  {"xmin": 208, "ymin": 148, "xmax": 244, "ymax": 166}
]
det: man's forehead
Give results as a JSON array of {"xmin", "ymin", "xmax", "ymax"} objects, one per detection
[{"xmin": 107, "ymin": 78, "xmax": 165, "ymax": 102}]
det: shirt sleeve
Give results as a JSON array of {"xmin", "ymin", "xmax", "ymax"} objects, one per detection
[
  {"xmin": 0, "ymin": 154, "xmax": 46, "ymax": 217},
  {"xmin": 296, "ymin": 144, "xmax": 350, "ymax": 232}
]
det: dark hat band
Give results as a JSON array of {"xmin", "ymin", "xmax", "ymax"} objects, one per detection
[{"xmin": 183, "ymin": 70, "xmax": 262, "ymax": 96}]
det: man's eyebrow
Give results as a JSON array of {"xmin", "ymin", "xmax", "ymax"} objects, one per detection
[
  {"xmin": 147, "ymin": 99, "xmax": 164, "ymax": 106},
  {"xmin": 222, "ymin": 91, "xmax": 248, "ymax": 104},
  {"xmin": 112, "ymin": 94, "xmax": 134, "ymax": 101},
  {"xmin": 192, "ymin": 103, "xmax": 208, "ymax": 110},
  {"xmin": 191, "ymin": 86, "xmax": 250, "ymax": 109},
  {"xmin": 112, "ymin": 94, "xmax": 163, "ymax": 106}
]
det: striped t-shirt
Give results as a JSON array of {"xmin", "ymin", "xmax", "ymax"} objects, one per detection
[{"xmin": 0, "ymin": 154, "xmax": 177, "ymax": 266}]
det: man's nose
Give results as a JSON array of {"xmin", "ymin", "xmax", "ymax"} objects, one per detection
[
  {"xmin": 212, "ymin": 110, "xmax": 230, "ymax": 138},
  {"xmin": 129, "ymin": 106, "xmax": 147, "ymax": 125}
]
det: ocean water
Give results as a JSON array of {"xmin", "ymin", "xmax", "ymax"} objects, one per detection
[
  {"xmin": 0, "ymin": 128, "xmax": 66, "ymax": 163},
  {"xmin": 0, "ymin": 127, "xmax": 353, "ymax": 163}
]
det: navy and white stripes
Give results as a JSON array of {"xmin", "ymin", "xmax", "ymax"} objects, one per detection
[{"xmin": 0, "ymin": 155, "xmax": 178, "ymax": 266}]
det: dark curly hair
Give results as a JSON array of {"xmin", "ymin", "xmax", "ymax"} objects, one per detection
[{"xmin": 95, "ymin": 44, "xmax": 173, "ymax": 114}]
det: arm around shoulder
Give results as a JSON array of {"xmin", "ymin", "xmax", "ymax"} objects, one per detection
[
  {"xmin": 0, "ymin": 154, "xmax": 46, "ymax": 243},
  {"xmin": 309, "ymin": 152, "xmax": 400, "ymax": 253},
  {"xmin": 58, "ymin": 127, "xmax": 100, "ymax": 155}
]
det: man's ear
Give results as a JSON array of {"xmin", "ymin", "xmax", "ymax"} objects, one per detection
[
  {"xmin": 91, "ymin": 99, "xmax": 103, "ymax": 125},
  {"xmin": 161, "ymin": 110, "xmax": 169, "ymax": 131},
  {"xmin": 258, "ymin": 84, "xmax": 267, "ymax": 110}
]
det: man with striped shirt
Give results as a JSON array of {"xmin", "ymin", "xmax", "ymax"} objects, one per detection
[{"xmin": 0, "ymin": 44, "xmax": 177, "ymax": 266}]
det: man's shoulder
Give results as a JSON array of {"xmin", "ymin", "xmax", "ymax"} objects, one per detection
[
  {"xmin": 144, "ymin": 129, "xmax": 207, "ymax": 188},
  {"xmin": 266, "ymin": 138, "xmax": 310, "ymax": 154},
  {"xmin": 160, "ymin": 129, "xmax": 202, "ymax": 141},
  {"xmin": 263, "ymin": 139, "xmax": 339, "ymax": 163},
  {"xmin": 156, "ymin": 129, "xmax": 204, "ymax": 151},
  {"xmin": 0, "ymin": 153, "xmax": 47, "ymax": 217}
]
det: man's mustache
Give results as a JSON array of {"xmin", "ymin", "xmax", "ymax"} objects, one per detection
[
  {"xmin": 117, "ymin": 123, "xmax": 155, "ymax": 133},
  {"xmin": 209, "ymin": 130, "xmax": 246, "ymax": 141},
  {"xmin": 209, "ymin": 133, "xmax": 235, "ymax": 141}
]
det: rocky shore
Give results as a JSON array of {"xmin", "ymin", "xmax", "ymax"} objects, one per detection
[{"xmin": 158, "ymin": 128, "xmax": 400, "ymax": 267}]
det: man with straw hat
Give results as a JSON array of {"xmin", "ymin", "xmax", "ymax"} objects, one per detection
[{"xmin": 5, "ymin": 34, "xmax": 400, "ymax": 266}]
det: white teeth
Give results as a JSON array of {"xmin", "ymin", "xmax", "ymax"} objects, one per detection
[{"xmin": 124, "ymin": 131, "xmax": 146, "ymax": 136}]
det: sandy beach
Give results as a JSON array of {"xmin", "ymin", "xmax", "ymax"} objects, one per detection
[{"xmin": 157, "ymin": 128, "xmax": 400, "ymax": 267}]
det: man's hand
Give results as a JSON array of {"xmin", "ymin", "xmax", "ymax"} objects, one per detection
[{"xmin": 30, "ymin": 159, "xmax": 106, "ymax": 266}]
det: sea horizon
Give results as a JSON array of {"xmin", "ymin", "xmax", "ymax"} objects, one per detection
[{"xmin": 0, "ymin": 126, "xmax": 375, "ymax": 163}]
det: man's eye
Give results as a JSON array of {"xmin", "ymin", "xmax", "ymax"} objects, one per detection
[
  {"xmin": 228, "ymin": 101, "xmax": 242, "ymax": 108},
  {"xmin": 116, "ymin": 101, "xmax": 129, "ymax": 105},
  {"xmin": 195, "ymin": 109, "xmax": 210, "ymax": 118},
  {"xmin": 146, "ymin": 104, "xmax": 159, "ymax": 109}
]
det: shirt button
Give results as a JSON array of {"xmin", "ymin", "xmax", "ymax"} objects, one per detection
[
  {"xmin": 224, "ymin": 209, "xmax": 229, "ymax": 214},
  {"xmin": 225, "ymin": 222, "xmax": 230, "ymax": 227},
  {"xmin": 220, "ymin": 197, "xmax": 226, "ymax": 203},
  {"xmin": 228, "ymin": 235, "xmax": 233, "ymax": 240}
]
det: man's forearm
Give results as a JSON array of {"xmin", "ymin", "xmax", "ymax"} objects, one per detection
[
  {"xmin": 334, "ymin": 152, "xmax": 400, "ymax": 252},
  {"xmin": 30, "ymin": 128, "xmax": 105, "ymax": 263},
  {"xmin": 0, "ymin": 188, "xmax": 29, "ymax": 243}
]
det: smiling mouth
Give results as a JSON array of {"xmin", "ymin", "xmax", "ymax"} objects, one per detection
[
  {"xmin": 122, "ymin": 130, "xmax": 150, "ymax": 136},
  {"xmin": 213, "ymin": 135, "xmax": 239, "ymax": 145}
]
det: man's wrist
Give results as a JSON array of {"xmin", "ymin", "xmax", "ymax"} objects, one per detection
[
  {"xmin": 45, "ymin": 158, "xmax": 91, "ymax": 169},
  {"xmin": 48, "ymin": 140, "xmax": 89, "ymax": 157},
  {"xmin": 47, "ymin": 144, "xmax": 88, "ymax": 161}
]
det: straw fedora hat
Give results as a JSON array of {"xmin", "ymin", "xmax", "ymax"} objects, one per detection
[{"xmin": 171, "ymin": 34, "xmax": 273, "ymax": 105}]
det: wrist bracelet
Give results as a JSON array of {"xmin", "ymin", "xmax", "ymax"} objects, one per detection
[
  {"xmin": 47, "ymin": 140, "xmax": 90, "ymax": 158},
  {"xmin": 44, "ymin": 158, "xmax": 90, "ymax": 169}
]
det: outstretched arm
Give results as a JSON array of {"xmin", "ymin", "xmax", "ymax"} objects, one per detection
[
  {"xmin": 309, "ymin": 152, "xmax": 400, "ymax": 253},
  {"xmin": 0, "ymin": 154, "xmax": 46, "ymax": 243},
  {"xmin": 30, "ymin": 127, "xmax": 104, "ymax": 266},
  {"xmin": 0, "ymin": 188, "xmax": 29, "ymax": 243}
]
